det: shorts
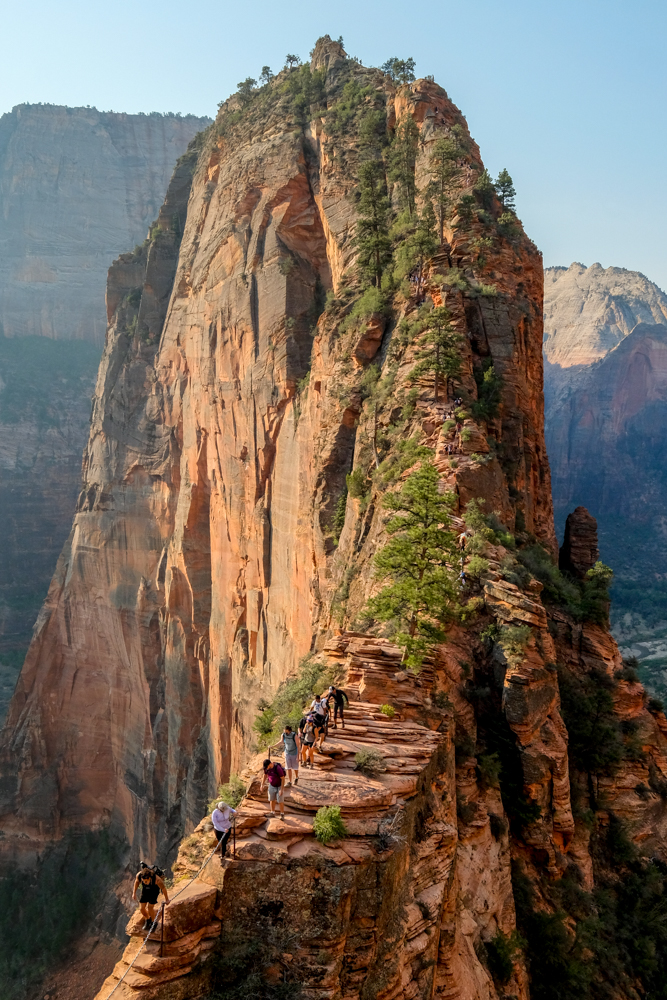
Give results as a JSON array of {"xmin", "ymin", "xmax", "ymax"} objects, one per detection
[
  {"xmin": 285, "ymin": 753, "xmax": 299, "ymax": 770},
  {"xmin": 268, "ymin": 784, "xmax": 283, "ymax": 802},
  {"xmin": 302, "ymin": 741, "xmax": 315, "ymax": 753},
  {"xmin": 139, "ymin": 886, "xmax": 160, "ymax": 905}
]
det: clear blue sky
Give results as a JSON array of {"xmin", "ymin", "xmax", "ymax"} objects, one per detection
[{"xmin": 4, "ymin": 0, "xmax": 666, "ymax": 289}]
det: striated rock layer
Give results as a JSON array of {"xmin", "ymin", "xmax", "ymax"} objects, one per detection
[{"xmin": 4, "ymin": 37, "xmax": 667, "ymax": 1000}]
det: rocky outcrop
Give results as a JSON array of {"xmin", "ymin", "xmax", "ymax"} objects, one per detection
[
  {"xmin": 558, "ymin": 506, "xmax": 599, "ymax": 579},
  {"xmin": 546, "ymin": 322, "xmax": 667, "ymax": 639},
  {"xmin": 97, "ymin": 636, "xmax": 527, "ymax": 1000}
]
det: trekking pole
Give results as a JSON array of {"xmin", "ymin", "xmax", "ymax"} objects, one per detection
[
  {"xmin": 160, "ymin": 903, "xmax": 165, "ymax": 958},
  {"xmin": 233, "ymin": 817, "xmax": 236, "ymax": 859}
]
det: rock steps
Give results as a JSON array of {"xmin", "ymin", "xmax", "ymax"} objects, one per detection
[{"xmin": 97, "ymin": 634, "xmax": 447, "ymax": 997}]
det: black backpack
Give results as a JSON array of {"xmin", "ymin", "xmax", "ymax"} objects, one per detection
[{"xmin": 139, "ymin": 861, "xmax": 164, "ymax": 878}]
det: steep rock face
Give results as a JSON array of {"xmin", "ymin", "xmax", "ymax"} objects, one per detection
[
  {"xmin": 0, "ymin": 107, "xmax": 209, "ymax": 722},
  {"xmin": 11, "ymin": 38, "xmax": 667, "ymax": 1000}
]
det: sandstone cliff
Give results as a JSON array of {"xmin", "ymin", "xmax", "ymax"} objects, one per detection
[
  {"xmin": 4, "ymin": 38, "xmax": 667, "ymax": 1000},
  {"xmin": 0, "ymin": 106, "xmax": 210, "ymax": 723}
]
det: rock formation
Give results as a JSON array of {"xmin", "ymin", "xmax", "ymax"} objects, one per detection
[
  {"xmin": 4, "ymin": 37, "xmax": 667, "ymax": 1000},
  {"xmin": 559, "ymin": 506, "xmax": 599, "ymax": 579},
  {"xmin": 0, "ymin": 106, "xmax": 210, "ymax": 722}
]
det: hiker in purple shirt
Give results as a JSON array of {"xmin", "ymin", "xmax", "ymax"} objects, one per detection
[{"xmin": 261, "ymin": 758, "xmax": 286, "ymax": 818}]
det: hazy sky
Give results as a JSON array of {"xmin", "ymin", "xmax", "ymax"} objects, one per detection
[{"xmin": 3, "ymin": 0, "xmax": 666, "ymax": 289}]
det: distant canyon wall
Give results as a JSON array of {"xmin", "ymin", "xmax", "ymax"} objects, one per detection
[
  {"xmin": 543, "ymin": 263, "xmax": 667, "ymax": 693},
  {"xmin": 0, "ymin": 104, "xmax": 210, "ymax": 343},
  {"xmin": 0, "ymin": 106, "xmax": 209, "ymax": 722}
]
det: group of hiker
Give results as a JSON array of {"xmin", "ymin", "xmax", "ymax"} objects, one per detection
[
  {"xmin": 259, "ymin": 684, "xmax": 349, "ymax": 820},
  {"xmin": 132, "ymin": 686, "xmax": 350, "ymax": 924}
]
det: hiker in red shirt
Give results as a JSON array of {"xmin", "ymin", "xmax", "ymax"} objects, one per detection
[{"xmin": 261, "ymin": 758, "xmax": 286, "ymax": 818}]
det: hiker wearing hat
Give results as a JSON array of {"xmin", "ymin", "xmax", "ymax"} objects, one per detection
[
  {"xmin": 211, "ymin": 800, "xmax": 237, "ymax": 858},
  {"xmin": 132, "ymin": 864, "xmax": 170, "ymax": 931},
  {"xmin": 325, "ymin": 685, "xmax": 349, "ymax": 729},
  {"xmin": 261, "ymin": 759, "xmax": 286, "ymax": 817}
]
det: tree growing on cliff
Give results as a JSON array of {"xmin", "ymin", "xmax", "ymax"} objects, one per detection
[
  {"xmin": 353, "ymin": 160, "xmax": 392, "ymax": 286},
  {"xmin": 237, "ymin": 78, "xmax": 257, "ymax": 104},
  {"xmin": 260, "ymin": 66, "xmax": 274, "ymax": 85},
  {"xmin": 388, "ymin": 114, "xmax": 420, "ymax": 217},
  {"xmin": 285, "ymin": 53, "xmax": 301, "ymax": 70},
  {"xmin": 426, "ymin": 136, "xmax": 463, "ymax": 242},
  {"xmin": 409, "ymin": 306, "xmax": 462, "ymax": 402},
  {"xmin": 494, "ymin": 169, "xmax": 516, "ymax": 212},
  {"xmin": 381, "ymin": 57, "xmax": 416, "ymax": 84},
  {"xmin": 474, "ymin": 168, "xmax": 496, "ymax": 211},
  {"xmin": 393, "ymin": 202, "xmax": 438, "ymax": 287},
  {"xmin": 364, "ymin": 460, "xmax": 460, "ymax": 668}
]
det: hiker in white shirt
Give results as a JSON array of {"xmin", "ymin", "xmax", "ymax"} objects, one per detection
[{"xmin": 211, "ymin": 800, "xmax": 237, "ymax": 858}]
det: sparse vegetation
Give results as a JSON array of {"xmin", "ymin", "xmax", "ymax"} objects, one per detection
[
  {"xmin": 363, "ymin": 460, "xmax": 460, "ymax": 668},
  {"xmin": 313, "ymin": 805, "xmax": 348, "ymax": 844}
]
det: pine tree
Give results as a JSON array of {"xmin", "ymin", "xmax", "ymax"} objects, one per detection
[
  {"xmin": 381, "ymin": 57, "xmax": 416, "ymax": 84},
  {"xmin": 474, "ymin": 168, "xmax": 495, "ymax": 210},
  {"xmin": 495, "ymin": 169, "xmax": 516, "ymax": 212},
  {"xmin": 236, "ymin": 78, "xmax": 257, "ymax": 105},
  {"xmin": 285, "ymin": 54, "xmax": 301, "ymax": 70},
  {"xmin": 410, "ymin": 305, "xmax": 462, "ymax": 402},
  {"xmin": 364, "ymin": 460, "xmax": 460, "ymax": 668},
  {"xmin": 353, "ymin": 161, "xmax": 392, "ymax": 286},
  {"xmin": 394, "ymin": 203, "xmax": 438, "ymax": 287},
  {"xmin": 260, "ymin": 66, "xmax": 274, "ymax": 86},
  {"xmin": 426, "ymin": 136, "xmax": 462, "ymax": 242},
  {"xmin": 388, "ymin": 115, "xmax": 419, "ymax": 217}
]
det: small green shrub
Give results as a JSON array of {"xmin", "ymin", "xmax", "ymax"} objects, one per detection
[
  {"xmin": 209, "ymin": 774, "xmax": 246, "ymax": 811},
  {"xmin": 486, "ymin": 930, "xmax": 522, "ymax": 984},
  {"xmin": 346, "ymin": 467, "xmax": 368, "ymax": 499},
  {"xmin": 466, "ymin": 555, "xmax": 490, "ymax": 581},
  {"xmin": 497, "ymin": 624, "xmax": 531, "ymax": 667},
  {"xmin": 313, "ymin": 805, "xmax": 348, "ymax": 844},
  {"xmin": 476, "ymin": 751, "xmax": 502, "ymax": 788},
  {"xmin": 354, "ymin": 747, "xmax": 387, "ymax": 775},
  {"xmin": 380, "ymin": 704, "xmax": 396, "ymax": 718}
]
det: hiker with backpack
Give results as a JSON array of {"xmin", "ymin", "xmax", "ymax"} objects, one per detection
[
  {"xmin": 211, "ymin": 800, "xmax": 237, "ymax": 858},
  {"xmin": 261, "ymin": 758, "xmax": 286, "ymax": 818},
  {"xmin": 280, "ymin": 724, "xmax": 300, "ymax": 785},
  {"xmin": 325, "ymin": 685, "xmax": 349, "ymax": 729},
  {"xmin": 132, "ymin": 863, "xmax": 170, "ymax": 931},
  {"xmin": 299, "ymin": 712, "xmax": 317, "ymax": 767}
]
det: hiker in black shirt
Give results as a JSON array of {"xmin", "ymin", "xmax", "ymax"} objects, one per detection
[
  {"xmin": 132, "ymin": 864, "xmax": 170, "ymax": 931},
  {"xmin": 325, "ymin": 685, "xmax": 349, "ymax": 729}
]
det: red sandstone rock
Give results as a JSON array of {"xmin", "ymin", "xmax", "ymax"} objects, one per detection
[{"xmin": 559, "ymin": 505, "xmax": 600, "ymax": 579}]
